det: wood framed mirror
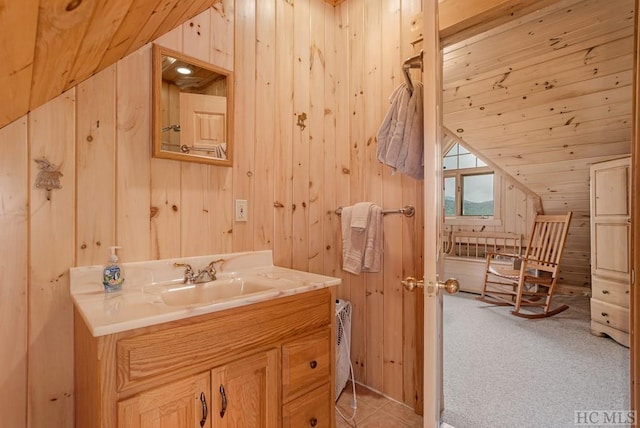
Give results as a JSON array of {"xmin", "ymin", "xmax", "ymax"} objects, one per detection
[{"xmin": 152, "ymin": 44, "xmax": 233, "ymax": 166}]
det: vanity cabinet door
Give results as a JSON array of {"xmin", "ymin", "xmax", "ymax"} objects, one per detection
[
  {"xmin": 210, "ymin": 348, "xmax": 280, "ymax": 427},
  {"xmin": 117, "ymin": 372, "xmax": 211, "ymax": 428}
]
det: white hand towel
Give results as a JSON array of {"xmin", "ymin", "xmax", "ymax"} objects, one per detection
[
  {"xmin": 362, "ymin": 205, "xmax": 383, "ymax": 272},
  {"xmin": 351, "ymin": 202, "xmax": 373, "ymax": 230},
  {"xmin": 341, "ymin": 204, "xmax": 384, "ymax": 274},
  {"xmin": 341, "ymin": 206, "xmax": 366, "ymax": 274}
]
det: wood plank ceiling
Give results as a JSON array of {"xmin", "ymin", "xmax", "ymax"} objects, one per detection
[
  {"xmin": 442, "ymin": 0, "xmax": 634, "ymax": 287},
  {"xmin": 0, "ymin": 0, "xmax": 222, "ymax": 130}
]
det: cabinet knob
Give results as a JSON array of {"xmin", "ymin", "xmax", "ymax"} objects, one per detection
[
  {"xmin": 309, "ymin": 360, "xmax": 318, "ymax": 369},
  {"xmin": 602, "ymin": 290, "xmax": 609, "ymax": 295},
  {"xmin": 601, "ymin": 312, "xmax": 608, "ymax": 317},
  {"xmin": 310, "ymin": 417, "xmax": 318, "ymax": 426}
]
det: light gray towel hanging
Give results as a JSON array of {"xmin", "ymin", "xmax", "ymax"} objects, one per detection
[{"xmin": 376, "ymin": 82, "xmax": 424, "ymax": 180}]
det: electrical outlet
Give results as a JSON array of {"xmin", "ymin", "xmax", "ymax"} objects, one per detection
[{"xmin": 235, "ymin": 199, "xmax": 248, "ymax": 222}]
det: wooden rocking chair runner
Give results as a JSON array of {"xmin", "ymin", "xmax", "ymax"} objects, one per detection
[{"xmin": 476, "ymin": 212, "xmax": 573, "ymax": 318}]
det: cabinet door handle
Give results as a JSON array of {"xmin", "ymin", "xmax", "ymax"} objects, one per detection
[
  {"xmin": 219, "ymin": 384, "xmax": 227, "ymax": 418},
  {"xmin": 601, "ymin": 312, "xmax": 609, "ymax": 317},
  {"xmin": 309, "ymin": 360, "xmax": 318, "ymax": 369},
  {"xmin": 602, "ymin": 290, "xmax": 610, "ymax": 294},
  {"xmin": 310, "ymin": 417, "xmax": 318, "ymax": 426},
  {"xmin": 199, "ymin": 392, "xmax": 208, "ymax": 427}
]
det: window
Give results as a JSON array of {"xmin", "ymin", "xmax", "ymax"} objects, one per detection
[{"xmin": 444, "ymin": 143, "xmax": 495, "ymax": 219}]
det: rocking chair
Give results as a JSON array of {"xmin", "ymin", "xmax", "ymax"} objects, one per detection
[{"xmin": 476, "ymin": 212, "xmax": 572, "ymax": 318}]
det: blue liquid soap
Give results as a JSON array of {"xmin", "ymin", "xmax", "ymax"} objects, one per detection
[{"xmin": 103, "ymin": 246, "xmax": 124, "ymax": 293}]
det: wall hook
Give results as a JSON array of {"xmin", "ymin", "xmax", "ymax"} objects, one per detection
[
  {"xmin": 34, "ymin": 157, "xmax": 63, "ymax": 201},
  {"xmin": 296, "ymin": 112, "xmax": 307, "ymax": 131}
]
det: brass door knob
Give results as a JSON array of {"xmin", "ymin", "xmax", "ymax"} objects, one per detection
[
  {"xmin": 439, "ymin": 278, "xmax": 460, "ymax": 294},
  {"xmin": 402, "ymin": 276, "xmax": 460, "ymax": 295},
  {"xmin": 401, "ymin": 276, "xmax": 424, "ymax": 292}
]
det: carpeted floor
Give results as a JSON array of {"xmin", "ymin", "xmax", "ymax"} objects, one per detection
[{"xmin": 442, "ymin": 292, "xmax": 630, "ymax": 428}]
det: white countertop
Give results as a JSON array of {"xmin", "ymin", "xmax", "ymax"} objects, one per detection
[{"xmin": 70, "ymin": 250, "xmax": 340, "ymax": 337}]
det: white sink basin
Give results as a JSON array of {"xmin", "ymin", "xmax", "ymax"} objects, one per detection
[{"xmin": 157, "ymin": 278, "xmax": 277, "ymax": 307}]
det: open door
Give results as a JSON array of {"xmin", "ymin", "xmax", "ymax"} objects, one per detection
[
  {"xmin": 422, "ymin": 0, "xmax": 445, "ymax": 426},
  {"xmin": 422, "ymin": 1, "xmax": 640, "ymax": 424}
]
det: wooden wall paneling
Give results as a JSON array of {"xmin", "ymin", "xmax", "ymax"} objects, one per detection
[
  {"xmin": 123, "ymin": 0, "xmax": 182, "ymax": 57},
  {"xmin": 148, "ymin": 0, "xmax": 198, "ymax": 42},
  {"xmin": 501, "ymin": 175, "xmax": 516, "ymax": 232},
  {"xmin": 444, "ymin": 23, "xmax": 634, "ymax": 92},
  {"xmin": 210, "ymin": 0, "xmax": 235, "ymax": 71},
  {"xmin": 308, "ymin": 0, "xmax": 327, "ymax": 274},
  {"xmin": 151, "ymin": 0, "xmax": 212, "ymax": 42},
  {"xmin": 76, "ymin": 66, "xmax": 117, "ymax": 267},
  {"xmin": 254, "ymin": 1, "xmax": 276, "ymax": 252},
  {"xmin": 333, "ymin": 3, "xmax": 352, "ymax": 299},
  {"xmin": 0, "ymin": 118, "xmax": 28, "ymax": 428},
  {"xmin": 482, "ymin": 131, "xmax": 632, "ymax": 161},
  {"xmin": 445, "ymin": 76, "xmax": 633, "ymax": 133},
  {"xmin": 322, "ymin": 3, "xmax": 340, "ymax": 279},
  {"xmin": 183, "ymin": 10, "xmax": 212, "ymax": 59},
  {"xmin": 151, "ymin": 27, "xmax": 182, "ymax": 260},
  {"xmin": 65, "ymin": 0, "xmax": 135, "ymax": 89},
  {"xmin": 116, "ymin": 47, "xmax": 152, "ymax": 262},
  {"xmin": 362, "ymin": 0, "xmax": 385, "ymax": 394},
  {"xmin": 209, "ymin": 4, "xmax": 234, "ymax": 254},
  {"xmin": 444, "ymin": 51, "xmax": 634, "ymax": 114},
  {"xmin": 438, "ymin": 0, "xmax": 566, "ymax": 41},
  {"xmin": 0, "ymin": 2, "xmax": 37, "ymax": 126},
  {"xmin": 98, "ymin": 0, "xmax": 165, "ymax": 70},
  {"xmin": 514, "ymin": 187, "xmax": 530, "ymax": 237},
  {"xmin": 274, "ymin": 0, "xmax": 295, "ymax": 268},
  {"xmin": 445, "ymin": 72, "xmax": 632, "ymax": 131},
  {"xmin": 442, "ymin": 35, "xmax": 633, "ymax": 103},
  {"xmin": 180, "ymin": 163, "xmax": 214, "ymax": 256},
  {"xmin": 180, "ymin": 10, "xmax": 216, "ymax": 257},
  {"xmin": 232, "ymin": 0, "xmax": 257, "ymax": 253},
  {"xmin": 29, "ymin": 0, "xmax": 97, "ymax": 110},
  {"xmin": 28, "ymin": 90, "xmax": 76, "ymax": 428},
  {"xmin": 401, "ymin": 0, "xmax": 423, "ymax": 410},
  {"xmin": 292, "ymin": 0, "xmax": 311, "ymax": 271},
  {"xmin": 381, "ymin": 0, "xmax": 411, "ymax": 405},
  {"xmin": 461, "ymin": 101, "xmax": 631, "ymax": 144},
  {"xmin": 150, "ymin": 157, "xmax": 182, "ymax": 258},
  {"xmin": 443, "ymin": 1, "xmax": 633, "ymax": 84},
  {"xmin": 154, "ymin": 21, "xmax": 183, "ymax": 48},
  {"xmin": 347, "ymin": 0, "xmax": 367, "ymax": 384},
  {"xmin": 474, "ymin": 116, "xmax": 631, "ymax": 148}
]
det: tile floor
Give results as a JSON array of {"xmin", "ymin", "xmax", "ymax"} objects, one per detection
[{"xmin": 334, "ymin": 382, "xmax": 424, "ymax": 427}]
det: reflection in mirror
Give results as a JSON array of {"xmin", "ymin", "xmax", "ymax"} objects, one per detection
[{"xmin": 152, "ymin": 44, "xmax": 233, "ymax": 166}]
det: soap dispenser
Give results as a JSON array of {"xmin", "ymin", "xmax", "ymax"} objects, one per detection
[{"xmin": 103, "ymin": 246, "xmax": 124, "ymax": 293}]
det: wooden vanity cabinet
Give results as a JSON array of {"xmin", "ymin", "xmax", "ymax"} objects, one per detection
[
  {"xmin": 281, "ymin": 329, "xmax": 333, "ymax": 427},
  {"xmin": 118, "ymin": 371, "xmax": 211, "ymax": 427},
  {"xmin": 75, "ymin": 287, "xmax": 336, "ymax": 428}
]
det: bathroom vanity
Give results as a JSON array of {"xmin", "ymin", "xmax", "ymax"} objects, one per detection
[{"xmin": 72, "ymin": 251, "xmax": 339, "ymax": 428}]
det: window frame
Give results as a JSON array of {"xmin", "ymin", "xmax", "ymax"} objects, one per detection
[{"xmin": 443, "ymin": 146, "xmax": 502, "ymax": 226}]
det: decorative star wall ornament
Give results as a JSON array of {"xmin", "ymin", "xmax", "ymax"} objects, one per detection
[{"xmin": 34, "ymin": 157, "xmax": 63, "ymax": 201}]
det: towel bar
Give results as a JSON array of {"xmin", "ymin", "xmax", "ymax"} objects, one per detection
[{"xmin": 335, "ymin": 205, "xmax": 415, "ymax": 218}]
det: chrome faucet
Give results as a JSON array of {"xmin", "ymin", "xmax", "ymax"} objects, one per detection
[{"xmin": 174, "ymin": 259, "xmax": 225, "ymax": 284}]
